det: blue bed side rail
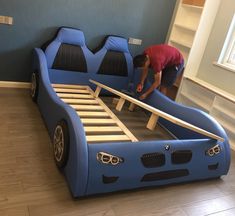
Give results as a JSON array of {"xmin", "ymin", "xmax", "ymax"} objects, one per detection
[
  {"xmin": 33, "ymin": 48, "xmax": 89, "ymax": 197},
  {"xmin": 86, "ymin": 138, "xmax": 229, "ymax": 196}
]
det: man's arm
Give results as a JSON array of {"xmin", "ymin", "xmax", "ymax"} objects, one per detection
[
  {"xmin": 139, "ymin": 72, "xmax": 161, "ymax": 100},
  {"xmin": 136, "ymin": 68, "xmax": 148, "ymax": 92}
]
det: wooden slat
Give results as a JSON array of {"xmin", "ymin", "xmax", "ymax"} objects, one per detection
[
  {"xmin": 52, "ymin": 83, "xmax": 88, "ymax": 89},
  {"xmin": 71, "ymin": 104, "xmax": 104, "ymax": 111},
  {"xmin": 87, "ymin": 86, "xmax": 138, "ymax": 142},
  {"xmin": 147, "ymin": 114, "xmax": 159, "ymax": 130},
  {"xmin": 86, "ymin": 135, "xmax": 130, "ymax": 142},
  {"xmin": 81, "ymin": 118, "xmax": 116, "ymax": 125},
  {"xmin": 53, "ymin": 83, "xmax": 138, "ymax": 142},
  {"xmin": 76, "ymin": 111, "xmax": 109, "ymax": 117},
  {"xmin": 129, "ymin": 102, "xmax": 136, "ymax": 111},
  {"xmin": 116, "ymin": 98, "xmax": 126, "ymax": 111},
  {"xmin": 94, "ymin": 86, "xmax": 102, "ymax": 97},
  {"xmin": 89, "ymin": 79, "xmax": 225, "ymax": 142},
  {"xmin": 57, "ymin": 93, "xmax": 93, "ymax": 99},
  {"xmin": 84, "ymin": 126, "xmax": 122, "ymax": 132},
  {"xmin": 53, "ymin": 88, "xmax": 89, "ymax": 94},
  {"xmin": 62, "ymin": 98, "xmax": 99, "ymax": 104}
]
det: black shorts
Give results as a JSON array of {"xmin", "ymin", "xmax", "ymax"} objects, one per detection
[{"xmin": 161, "ymin": 60, "xmax": 184, "ymax": 88}]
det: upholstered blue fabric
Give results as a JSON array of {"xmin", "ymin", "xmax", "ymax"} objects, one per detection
[
  {"xmin": 46, "ymin": 29, "xmax": 133, "ymax": 91},
  {"xmin": 104, "ymin": 36, "xmax": 129, "ymax": 53},
  {"xmin": 33, "ymin": 48, "xmax": 89, "ymax": 197},
  {"xmin": 45, "ymin": 28, "xmax": 93, "ymax": 71},
  {"xmin": 32, "ymin": 27, "xmax": 230, "ymax": 198},
  {"xmin": 87, "ymin": 138, "xmax": 229, "ymax": 195},
  {"xmin": 56, "ymin": 28, "xmax": 86, "ymax": 46}
]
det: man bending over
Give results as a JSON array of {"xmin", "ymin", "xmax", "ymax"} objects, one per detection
[{"xmin": 133, "ymin": 44, "xmax": 184, "ymax": 100}]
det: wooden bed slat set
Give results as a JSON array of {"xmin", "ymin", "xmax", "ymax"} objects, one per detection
[
  {"xmin": 52, "ymin": 83, "xmax": 138, "ymax": 143},
  {"xmin": 52, "ymin": 80, "xmax": 224, "ymax": 144}
]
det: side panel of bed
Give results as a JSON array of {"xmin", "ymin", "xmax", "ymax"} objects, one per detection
[{"xmin": 33, "ymin": 48, "xmax": 89, "ymax": 197}]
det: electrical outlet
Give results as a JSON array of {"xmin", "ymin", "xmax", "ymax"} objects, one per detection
[
  {"xmin": 128, "ymin": 37, "xmax": 142, "ymax": 45},
  {"xmin": 0, "ymin": 16, "xmax": 13, "ymax": 25}
]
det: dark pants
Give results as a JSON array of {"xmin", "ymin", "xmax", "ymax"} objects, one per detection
[{"xmin": 161, "ymin": 60, "xmax": 184, "ymax": 88}]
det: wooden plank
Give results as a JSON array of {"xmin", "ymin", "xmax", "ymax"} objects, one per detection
[
  {"xmin": 52, "ymin": 83, "xmax": 88, "ymax": 89},
  {"xmin": 86, "ymin": 135, "xmax": 130, "ymax": 142},
  {"xmin": 116, "ymin": 98, "xmax": 126, "ymax": 111},
  {"xmin": 89, "ymin": 79, "xmax": 224, "ymax": 142},
  {"xmin": 87, "ymin": 86, "xmax": 138, "ymax": 142},
  {"xmin": 84, "ymin": 126, "xmax": 122, "ymax": 132},
  {"xmin": 62, "ymin": 98, "xmax": 99, "ymax": 104},
  {"xmin": 129, "ymin": 102, "xmax": 136, "ymax": 111},
  {"xmin": 76, "ymin": 111, "xmax": 109, "ymax": 117},
  {"xmin": 54, "ymin": 83, "xmax": 138, "ymax": 142},
  {"xmin": 147, "ymin": 114, "xmax": 159, "ymax": 130},
  {"xmin": 94, "ymin": 86, "xmax": 102, "ymax": 98},
  {"xmin": 53, "ymin": 88, "xmax": 89, "ymax": 94},
  {"xmin": 81, "ymin": 118, "xmax": 116, "ymax": 125},
  {"xmin": 70, "ymin": 105, "xmax": 104, "ymax": 111},
  {"xmin": 57, "ymin": 93, "xmax": 93, "ymax": 99}
]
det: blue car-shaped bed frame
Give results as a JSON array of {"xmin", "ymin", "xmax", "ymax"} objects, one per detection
[{"xmin": 31, "ymin": 27, "xmax": 231, "ymax": 198}]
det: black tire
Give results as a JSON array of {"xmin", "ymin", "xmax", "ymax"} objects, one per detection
[
  {"xmin": 31, "ymin": 72, "xmax": 39, "ymax": 102},
  {"xmin": 53, "ymin": 120, "xmax": 70, "ymax": 169}
]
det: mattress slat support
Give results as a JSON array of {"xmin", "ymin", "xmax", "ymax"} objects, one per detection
[
  {"xmin": 71, "ymin": 105, "xmax": 104, "ymax": 111},
  {"xmin": 57, "ymin": 93, "xmax": 93, "ymax": 99},
  {"xmin": 53, "ymin": 83, "xmax": 138, "ymax": 143},
  {"xmin": 147, "ymin": 114, "xmax": 159, "ymax": 131},
  {"xmin": 77, "ymin": 111, "xmax": 109, "ymax": 117},
  {"xmin": 52, "ymin": 83, "xmax": 87, "ymax": 89},
  {"xmin": 62, "ymin": 98, "xmax": 99, "ymax": 104},
  {"xmin": 81, "ymin": 118, "xmax": 116, "ymax": 125},
  {"xmin": 94, "ymin": 86, "xmax": 102, "ymax": 97},
  {"xmin": 89, "ymin": 79, "xmax": 225, "ymax": 142},
  {"xmin": 87, "ymin": 86, "xmax": 138, "ymax": 142},
  {"xmin": 54, "ymin": 88, "xmax": 90, "ymax": 94},
  {"xmin": 129, "ymin": 103, "xmax": 136, "ymax": 111},
  {"xmin": 116, "ymin": 98, "xmax": 126, "ymax": 111},
  {"xmin": 86, "ymin": 135, "xmax": 130, "ymax": 142},
  {"xmin": 84, "ymin": 126, "xmax": 122, "ymax": 132}
]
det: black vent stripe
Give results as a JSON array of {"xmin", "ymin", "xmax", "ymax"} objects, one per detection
[
  {"xmin": 52, "ymin": 43, "xmax": 87, "ymax": 72},
  {"xmin": 98, "ymin": 51, "xmax": 128, "ymax": 77},
  {"xmin": 102, "ymin": 175, "xmax": 119, "ymax": 184},
  {"xmin": 141, "ymin": 169, "xmax": 189, "ymax": 182}
]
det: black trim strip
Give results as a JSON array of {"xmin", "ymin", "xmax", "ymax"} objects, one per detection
[{"xmin": 141, "ymin": 169, "xmax": 189, "ymax": 182}]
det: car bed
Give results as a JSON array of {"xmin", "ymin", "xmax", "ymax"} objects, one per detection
[{"xmin": 31, "ymin": 27, "xmax": 231, "ymax": 197}]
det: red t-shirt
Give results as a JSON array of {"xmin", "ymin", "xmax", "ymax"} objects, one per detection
[{"xmin": 144, "ymin": 44, "xmax": 183, "ymax": 73}]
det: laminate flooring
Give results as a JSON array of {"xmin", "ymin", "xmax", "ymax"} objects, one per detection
[{"xmin": 0, "ymin": 88, "xmax": 234, "ymax": 216}]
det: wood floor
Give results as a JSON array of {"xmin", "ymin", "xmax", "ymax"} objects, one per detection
[{"xmin": 0, "ymin": 88, "xmax": 235, "ymax": 216}]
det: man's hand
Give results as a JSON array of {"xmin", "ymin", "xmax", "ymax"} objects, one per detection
[
  {"xmin": 136, "ymin": 83, "xmax": 143, "ymax": 93},
  {"xmin": 139, "ymin": 93, "xmax": 147, "ymax": 100}
]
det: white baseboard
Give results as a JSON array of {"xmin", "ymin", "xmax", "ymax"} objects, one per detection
[{"xmin": 0, "ymin": 81, "xmax": 31, "ymax": 89}]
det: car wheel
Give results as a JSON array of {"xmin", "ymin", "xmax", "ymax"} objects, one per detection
[
  {"xmin": 53, "ymin": 120, "xmax": 70, "ymax": 169},
  {"xmin": 31, "ymin": 72, "xmax": 38, "ymax": 102}
]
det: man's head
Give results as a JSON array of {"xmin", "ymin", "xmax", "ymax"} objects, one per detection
[{"xmin": 133, "ymin": 54, "xmax": 150, "ymax": 68}]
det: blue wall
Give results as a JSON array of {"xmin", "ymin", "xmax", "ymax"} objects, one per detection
[{"xmin": 0, "ymin": 0, "xmax": 176, "ymax": 82}]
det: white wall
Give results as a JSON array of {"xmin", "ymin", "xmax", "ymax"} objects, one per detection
[{"xmin": 197, "ymin": 0, "xmax": 235, "ymax": 95}]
